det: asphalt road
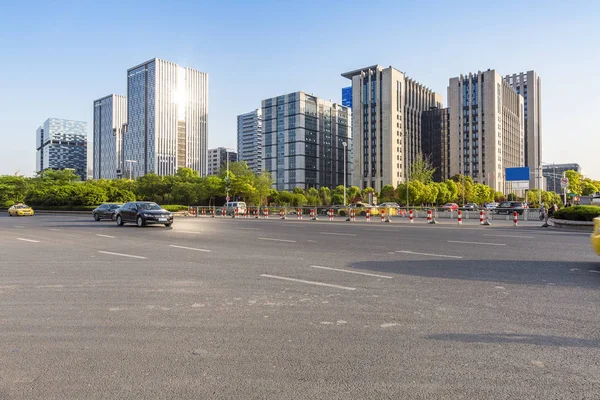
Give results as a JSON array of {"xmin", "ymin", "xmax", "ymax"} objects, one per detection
[{"xmin": 1, "ymin": 213, "xmax": 599, "ymax": 399}]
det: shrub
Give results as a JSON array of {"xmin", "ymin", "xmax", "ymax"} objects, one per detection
[
  {"xmin": 162, "ymin": 205, "xmax": 189, "ymax": 212},
  {"xmin": 553, "ymin": 205, "xmax": 600, "ymax": 222}
]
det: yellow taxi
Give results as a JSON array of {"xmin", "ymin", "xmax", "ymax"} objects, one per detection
[
  {"xmin": 8, "ymin": 203, "xmax": 34, "ymax": 216},
  {"xmin": 592, "ymin": 217, "xmax": 600, "ymax": 255},
  {"xmin": 338, "ymin": 202, "xmax": 380, "ymax": 217}
]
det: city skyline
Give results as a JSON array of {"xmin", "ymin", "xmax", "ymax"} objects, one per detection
[{"xmin": 1, "ymin": 1, "xmax": 598, "ymax": 178}]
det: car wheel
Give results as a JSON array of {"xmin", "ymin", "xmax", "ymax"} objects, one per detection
[
  {"xmin": 164, "ymin": 223, "xmax": 172, "ymax": 227},
  {"xmin": 116, "ymin": 215, "xmax": 124, "ymax": 226},
  {"xmin": 136, "ymin": 216, "xmax": 145, "ymax": 227},
  {"xmin": 339, "ymin": 211, "xmax": 346, "ymax": 217},
  {"xmin": 93, "ymin": 213, "xmax": 100, "ymax": 221}
]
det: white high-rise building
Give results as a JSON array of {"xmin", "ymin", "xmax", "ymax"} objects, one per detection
[
  {"xmin": 504, "ymin": 71, "xmax": 542, "ymax": 190},
  {"xmin": 237, "ymin": 109, "xmax": 262, "ymax": 174},
  {"xmin": 93, "ymin": 95, "xmax": 127, "ymax": 179},
  {"xmin": 207, "ymin": 147, "xmax": 237, "ymax": 176},
  {"xmin": 342, "ymin": 65, "xmax": 442, "ymax": 191},
  {"xmin": 36, "ymin": 118, "xmax": 88, "ymax": 180},
  {"xmin": 448, "ymin": 69, "xmax": 525, "ymax": 193},
  {"xmin": 124, "ymin": 58, "xmax": 208, "ymax": 178}
]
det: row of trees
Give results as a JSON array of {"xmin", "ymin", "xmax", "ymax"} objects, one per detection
[{"xmin": 0, "ymin": 159, "xmax": 581, "ymax": 209}]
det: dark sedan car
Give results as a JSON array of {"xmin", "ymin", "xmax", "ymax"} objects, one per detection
[
  {"xmin": 115, "ymin": 201, "xmax": 173, "ymax": 227},
  {"xmin": 92, "ymin": 203, "xmax": 123, "ymax": 221},
  {"xmin": 495, "ymin": 201, "xmax": 525, "ymax": 215}
]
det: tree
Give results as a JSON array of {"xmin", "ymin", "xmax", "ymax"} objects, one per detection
[
  {"xmin": 408, "ymin": 153, "xmax": 436, "ymax": 183},
  {"xmin": 445, "ymin": 180, "xmax": 459, "ymax": 203},
  {"xmin": 37, "ymin": 169, "xmax": 80, "ymax": 182},
  {"xmin": 380, "ymin": 185, "xmax": 396, "ymax": 202},
  {"xmin": 318, "ymin": 187, "xmax": 332, "ymax": 206},
  {"xmin": 564, "ymin": 170, "xmax": 582, "ymax": 195},
  {"xmin": 171, "ymin": 181, "xmax": 196, "ymax": 205},
  {"xmin": 293, "ymin": 187, "xmax": 305, "ymax": 195},
  {"xmin": 136, "ymin": 174, "xmax": 167, "ymax": 202},
  {"xmin": 291, "ymin": 193, "xmax": 307, "ymax": 207},
  {"xmin": 347, "ymin": 186, "xmax": 361, "ymax": 202},
  {"xmin": 252, "ymin": 172, "xmax": 273, "ymax": 206},
  {"xmin": 361, "ymin": 187, "xmax": 375, "ymax": 202},
  {"xmin": 278, "ymin": 190, "xmax": 292, "ymax": 205},
  {"xmin": 435, "ymin": 182, "xmax": 451, "ymax": 205},
  {"xmin": 581, "ymin": 179, "xmax": 598, "ymax": 196},
  {"xmin": 200, "ymin": 176, "xmax": 225, "ymax": 206}
]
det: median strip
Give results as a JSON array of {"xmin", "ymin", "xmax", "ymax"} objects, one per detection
[
  {"xmin": 97, "ymin": 251, "xmax": 146, "ymax": 259},
  {"xmin": 260, "ymin": 274, "xmax": 356, "ymax": 290}
]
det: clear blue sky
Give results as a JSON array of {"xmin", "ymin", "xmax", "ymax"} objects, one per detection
[{"xmin": 1, "ymin": 0, "xmax": 598, "ymax": 178}]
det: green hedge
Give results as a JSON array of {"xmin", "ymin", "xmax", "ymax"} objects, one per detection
[
  {"xmin": 553, "ymin": 205, "xmax": 600, "ymax": 222},
  {"xmin": 162, "ymin": 205, "xmax": 189, "ymax": 212}
]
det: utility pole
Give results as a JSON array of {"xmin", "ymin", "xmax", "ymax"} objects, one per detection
[{"xmin": 342, "ymin": 142, "xmax": 347, "ymax": 206}]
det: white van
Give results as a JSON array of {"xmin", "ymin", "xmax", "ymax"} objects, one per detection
[{"xmin": 224, "ymin": 201, "xmax": 247, "ymax": 216}]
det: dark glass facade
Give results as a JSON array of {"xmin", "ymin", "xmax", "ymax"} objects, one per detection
[{"xmin": 421, "ymin": 107, "xmax": 450, "ymax": 182}]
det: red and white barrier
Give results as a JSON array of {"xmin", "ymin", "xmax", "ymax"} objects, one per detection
[
  {"xmin": 479, "ymin": 210, "xmax": 484, "ymax": 225},
  {"xmin": 350, "ymin": 209, "xmax": 355, "ymax": 222},
  {"xmin": 234, "ymin": 207, "xmax": 238, "ymax": 218},
  {"xmin": 513, "ymin": 211, "xmax": 518, "ymax": 226},
  {"xmin": 221, "ymin": 208, "xmax": 226, "ymax": 218},
  {"xmin": 458, "ymin": 210, "xmax": 463, "ymax": 225},
  {"xmin": 263, "ymin": 208, "xmax": 269, "ymax": 219},
  {"xmin": 366, "ymin": 209, "xmax": 371, "ymax": 222},
  {"xmin": 329, "ymin": 209, "xmax": 334, "ymax": 221},
  {"xmin": 409, "ymin": 210, "xmax": 414, "ymax": 223},
  {"xmin": 381, "ymin": 209, "xmax": 385, "ymax": 222},
  {"xmin": 280, "ymin": 209, "xmax": 285, "ymax": 220},
  {"xmin": 427, "ymin": 209, "xmax": 432, "ymax": 223},
  {"xmin": 310, "ymin": 208, "xmax": 315, "ymax": 220}
]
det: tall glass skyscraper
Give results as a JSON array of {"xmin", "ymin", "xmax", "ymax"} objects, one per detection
[
  {"xmin": 262, "ymin": 92, "xmax": 351, "ymax": 191},
  {"xmin": 93, "ymin": 94, "xmax": 127, "ymax": 179},
  {"xmin": 124, "ymin": 58, "xmax": 208, "ymax": 178},
  {"xmin": 237, "ymin": 109, "xmax": 262, "ymax": 174},
  {"xmin": 36, "ymin": 118, "xmax": 88, "ymax": 180}
]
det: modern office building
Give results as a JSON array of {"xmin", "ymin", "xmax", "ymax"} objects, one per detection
[
  {"xmin": 543, "ymin": 163, "xmax": 581, "ymax": 193},
  {"xmin": 93, "ymin": 94, "xmax": 127, "ymax": 179},
  {"xmin": 342, "ymin": 65, "xmax": 442, "ymax": 191},
  {"xmin": 207, "ymin": 147, "xmax": 237, "ymax": 176},
  {"xmin": 505, "ymin": 71, "xmax": 542, "ymax": 189},
  {"xmin": 237, "ymin": 109, "xmax": 262, "ymax": 174},
  {"xmin": 448, "ymin": 69, "xmax": 525, "ymax": 193},
  {"xmin": 262, "ymin": 91, "xmax": 351, "ymax": 191},
  {"xmin": 36, "ymin": 118, "xmax": 88, "ymax": 180},
  {"xmin": 421, "ymin": 107, "xmax": 450, "ymax": 182},
  {"xmin": 124, "ymin": 58, "xmax": 208, "ymax": 178}
]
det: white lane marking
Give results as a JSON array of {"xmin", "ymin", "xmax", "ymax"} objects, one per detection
[
  {"xmin": 590, "ymin": 270, "xmax": 600, "ymax": 274},
  {"xmin": 396, "ymin": 250, "xmax": 463, "ymax": 259},
  {"xmin": 96, "ymin": 234, "xmax": 115, "ymax": 239},
  {"xmin": 16, "ymin": 238, "xmax": 39, "ymax": 243},
  {"xmin": 238, "ymin": 227, "xmax": 260, "ymax": 231},
  {"xmin": 177, "ymin": 230, "xmax": 201, "ymax": 234},
  {"xmin": 258, "ymin": 237, "xmax": 297, "ymax": 243},
  {"xmin": 308, "ymin": 265, "xmax": 392, "ymax": 279},
  {"xmin": 48, "ymin": 228, "xmax": 61, "ymax": 231},
  {"xmin": 14, "ymin": 225, "xmax": 25, "ymax": 228},
  {"xmin": 447, "ymin": 240, "xmax": 505, "ymax": 246},
  {"xmin": 97, "ymin": 251, "xmax": 146, "ymax": 259},
  {"xmin": 169, "ymin": 245, "xmax": 211, "ymax": 252},
  {"xmin": 260, "ymin": 274, "xmax": 356, "ymax": 291},
  {"xmin": 319, "ymin": 232, "xmax": 357, "ymax": 237},
  {"xmin": 484, "ymin": 234, "xmax": 535, "ymax": 239}
]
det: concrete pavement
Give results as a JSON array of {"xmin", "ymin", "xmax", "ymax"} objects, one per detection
[{"xmin": 1, "ymin": 213, "xmax": 599, "ymax": 399}]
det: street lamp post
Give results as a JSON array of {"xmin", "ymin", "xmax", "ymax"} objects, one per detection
[
  {"xmin": 125, "ymin": 160, "xmax": 137, "ymax": 181},
  {"xmin": 342, "ymin": 142, "xmax": 347, "ymax": 206}
]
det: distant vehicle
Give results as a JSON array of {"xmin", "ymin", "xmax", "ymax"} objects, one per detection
[
  {"xmin": 115, "ymin": 201, "xmax": 173, "ymax": 227},
  {"xmin": 591, "ymin": 217, "xmax": 600, "ymax": 256},
  {"xmin": 92, "ymin": 203, "xmax": 123, "ymax": 221},
  {"xmin": 484, "ymin": 202, "xmax": 499, "ymax": 210},
  {"xmin": 442, "ymin": 203, "xmax": 459, "ymax": 211},
  {"xmin": 464, "ymin": 203, "xmax": 479, "ymax": 211},
  {"xmin": 379, "ymin": 202, "xmax": 400, "ymax": 208},
  {"xmin": 339, "ymin": 202, "xmax": 380, "ymax": 217},
  {"xmin": 495, "ymin": 201, "xmax": 525, "ymax": 215},
  {"xmin": 378, "ymin": 202, "xmax": 400, "ymax": 216},
  {"xmin": 8, "ymin": 204, "xmax": 34, "ymax": 216},
  {"xmin": 224, "ymin": 201, "xmax": 246, "ymax": 216}
]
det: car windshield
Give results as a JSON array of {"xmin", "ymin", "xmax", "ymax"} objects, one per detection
[
  {"xmin": 109, "ymin": 204, "xmax": 122, "ymax": 209},
  {"xmin": 499, "ymin": 202, "xmax": 512, "ymax": 207},
  {"xmin": 138, "ymin": 203, "xmax": 162, "ymax": 211},
  {"xmin": 444, "ymin": 203, "xmax": 453, "ymax": 207},
  {"xmin": 15, "ymin": 205, "xmax": 29, "ymax": 209}
]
